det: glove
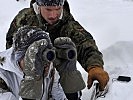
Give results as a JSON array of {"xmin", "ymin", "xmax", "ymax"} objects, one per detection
[
  {"xmin": 87, "ymin": 67, "xmax": 109, "ymax": 91},
  {"xmin": 54, "ymin": 37, "xmax": 77, "ymax": 72},
  {"xmin": 54, "ymin": 37, "xmax": 86, "ymax": 93},
  {"xmin": 19, "ymin": 39, "xmax": 55, "ymax": 99}
]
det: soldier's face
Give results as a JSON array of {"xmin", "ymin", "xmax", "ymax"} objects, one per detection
[{"xmin": 40, "ymin": 6, "xmax": 63, "ymax": 25}]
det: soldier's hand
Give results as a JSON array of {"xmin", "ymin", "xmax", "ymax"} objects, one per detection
[{"xmin": 87, "ymin": 67, "xmax": 109, "ymax": 91}]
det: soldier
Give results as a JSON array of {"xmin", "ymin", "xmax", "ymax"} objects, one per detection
[
  {"xmin": 6, "ymin": 0, "xmax": 109, "ymax": 99},
  {"xmin": 0, "ymin": 26, "xmax": 67, "ymax": 100}
]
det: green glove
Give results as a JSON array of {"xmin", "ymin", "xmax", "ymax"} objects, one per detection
[
  {"xmin": 54, "ymin": 37, "xmax": 86, "ymax": 93},
  {"xmin": 19, "ymin": 39, "xmax": 55, "ymax": 99}
]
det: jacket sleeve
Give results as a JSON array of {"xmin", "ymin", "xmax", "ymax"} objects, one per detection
[
  {"xmin": 6, "ymin": 8, "xmax": 37, "ymax": 49},
  {"xmin": 0, "ymin": 72, "xmax": 18, "ymax": 100},
  {"xmin": 62, "ymin": 21, "xmax": 104, "ymax": 71},
  {"xmin": 0, "ymin": 92, "xmax": 18, "ymax": 100},
  {"xmin": 51, "ymin": 69, "xmax": 67, "ymax": 100}
]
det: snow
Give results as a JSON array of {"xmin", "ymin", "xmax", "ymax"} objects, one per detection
[{"xmin": 0, "ymin": 0, "xmax": 133, "ymax": 100}]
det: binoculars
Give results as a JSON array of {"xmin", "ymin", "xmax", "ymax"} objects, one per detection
[
  {"xmin": 42, "ymin": 48, "xmax": 56, "ymax": 62},
  {"xmin": 42, "ymin": 47, "xmax": 77, "ymax": 62},
  {"xmin": 55, "ymin": 47, "xmax": 77, "ymax": 61}
]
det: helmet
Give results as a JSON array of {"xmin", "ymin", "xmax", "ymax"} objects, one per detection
[
  {"xmin": 13, "ymin": 26, "xmax": 52, "ymax": 51},
  {"xmin": 36, "ymin": 0, "xmax": 65, "ymax": 6},
  {"xmin": 13, "ymin": 26, "xmax": 52, "ymax": 61}
]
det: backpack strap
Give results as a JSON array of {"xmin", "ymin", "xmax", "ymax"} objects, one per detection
[{"xmin": 0, "ymin": 77, "xmax": 11, "ymax": 93}]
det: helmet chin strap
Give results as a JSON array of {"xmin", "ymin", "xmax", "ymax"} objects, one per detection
[
  {"xmin": 59, "ymin": 8, "xmax": 63, "ymax": 19},
  {"xmin": 32, "ymin": 3, "xmax": 44, "ymax": 26},
  {"xmin": 33, "ymin": 2, "xmax": 40, "ymax": 15}
]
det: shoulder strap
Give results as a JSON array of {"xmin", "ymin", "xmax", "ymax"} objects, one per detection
[{"xmin": 0, "ymin": 78, "xmax": 11, "ymax": 93}]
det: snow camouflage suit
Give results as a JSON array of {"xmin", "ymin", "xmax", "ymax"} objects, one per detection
[{"xmin": 6, "ymin": 0, "xmax": 104, "ymax": 93}]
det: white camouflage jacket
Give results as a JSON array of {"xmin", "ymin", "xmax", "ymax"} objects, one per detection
[{"xmin": 0, "ymin": 47, "xmax": 67, "ymax": 100}]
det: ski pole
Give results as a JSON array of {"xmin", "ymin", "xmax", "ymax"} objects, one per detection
[{"xmin": 90, "ymin": 81, "xmax": 109, "ymax": 100}]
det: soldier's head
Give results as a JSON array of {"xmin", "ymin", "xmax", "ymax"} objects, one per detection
[
  {"xmin": 36, "ymin": 0, "xmax": 65, "ymax": 25},
  {"xmin": 13, "ymin": 26, "xmax": 55, "ymax": 70}
]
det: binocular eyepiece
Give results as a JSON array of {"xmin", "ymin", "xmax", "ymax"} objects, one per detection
[
  {"xmin": 42, "ymin": 48, "xmax": 56, "ymax": 62},
  {"xmin": 42, "ymin": 47, "xmax": 77, "ymax": 62},
  {"xmin": 56, "ymin": 47, "xmax": 77, "ymax": 60}
]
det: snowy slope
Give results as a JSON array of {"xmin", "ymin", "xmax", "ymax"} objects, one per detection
[
  {"xmin": 81, "ymin": 41, "xmax": 133, "ymax": 100},
  {"xmin": 103, "ymin": 41, "xmax": 133, "ymax": 67},
  {"xmin": 80, "ymin": 41, "xmax": 133, "ymax": 100},
  {"xmin": 101, "ymin": 41, "xmax": 133, "ymax": 100}
]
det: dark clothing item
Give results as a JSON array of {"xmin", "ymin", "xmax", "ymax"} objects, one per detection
[
  {"xmin": 22, "ymin": 99, "xmax": 35, "ymax": 100},
  {"xmin": 65, "ymin": 91, "xmax": 82, "ymax": 100}
]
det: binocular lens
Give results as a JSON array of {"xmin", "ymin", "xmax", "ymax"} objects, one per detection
[
  {"xmin": 46, "ymin": 50, "xmax": 55, "ymax": 61},
  {"xmin": 68, "ymin": 50, "xmax": 76, "ymax": 60},
  {"xmin": 56, "ymin": 48, "xmax": 77, "ymax": 60}
]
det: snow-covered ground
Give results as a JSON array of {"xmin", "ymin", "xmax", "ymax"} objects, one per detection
[{"xmin": 0, "ymin": 0, "xmax": 133, "ymax": 100}]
